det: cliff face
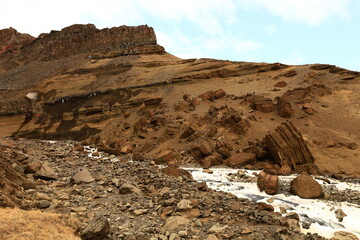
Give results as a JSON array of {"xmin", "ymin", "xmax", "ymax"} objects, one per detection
[
  {"xmin": 0, "ymin": 27, "xmax": 34, "ymax": 55},
  {"xmin": 0, "ymin": 24, "xmax": 165, "ymax": 68}
]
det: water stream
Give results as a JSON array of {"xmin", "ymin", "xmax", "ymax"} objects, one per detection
[{"xmin": 183, "ymin": 167, "xmax": 360, "ymax": 239}]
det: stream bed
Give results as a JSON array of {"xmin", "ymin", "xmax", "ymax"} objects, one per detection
[{"xmin": 183, "ymin": 167, "xmax": 360, "ymax": 239}]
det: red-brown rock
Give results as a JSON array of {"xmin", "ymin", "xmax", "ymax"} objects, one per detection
[
  {"xmin": 274, "ymin": 81, "xmax": 287, "ymax": 88},
  {"xmin": 227, "ymin": 152, "xmax": 256, "ymax": 168},
  {"xmin": 277, "ymin": 97, "xmax": 292, "ymax": 118},
  {"xmin": 154, "ymin": 150, "xmax": 175, "ymax": 164},
  {"xmin": 257, "ymin": 171, "xmax": 278, "ymax": 195},
  {"xmin": 278, "ymin": 164, "xmax": 292, "ymax": 175},
  {"xmin": 290, "ymin": 174, "xmax": 323, "ymax": 199},
  {"xmin": 214, "ymin": 89, "xmax": 226, "ymax": 99},
  {"xmin": 199, "ymin": 91, "xmax": 215, "ymax": 101},
  {"xmin": 180, "ymin": 127, "xmax": 195, "ymax": 139},
  {"xmin": 162, "ymin": 165, "xmax": 192, "ymax": 179}
]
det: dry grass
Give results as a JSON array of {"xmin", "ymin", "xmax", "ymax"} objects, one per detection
[{"xmin": 0, "ymin": 208, "xmax": 80, "ymax": 240}]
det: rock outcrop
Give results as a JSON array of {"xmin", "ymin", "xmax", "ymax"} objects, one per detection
[
  {"xmin": 0, "ymin": 27, "xmax": 34, "ymax": 55},
  {"xmin": 264, "ymin": 122, "xmax": 318, "ymax": 174},
  {"xmin": 1, "ymin": 24, "xmax": 164, "ymax": 66}
]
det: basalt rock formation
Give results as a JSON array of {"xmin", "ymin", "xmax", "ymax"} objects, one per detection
[
  {"xmin": 0, "ymin": 27, "xmax": 34, "ymax": 55},
  {"xmin": 0, "ymin": 24, "xmax": 359, "ymax": 176}
]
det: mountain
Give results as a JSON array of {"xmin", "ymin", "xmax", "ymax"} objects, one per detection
[{"xmin": 0, "ymin": 24, "xmax": 359, "ymax": 177}]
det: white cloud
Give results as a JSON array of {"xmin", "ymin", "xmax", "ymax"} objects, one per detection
[
  {"xmin": 264, "ymin": 24, "xmax": 279, "ymax": 35},
  {"xmin": 239, "ymin": 0, "xmax": 352, "ymax": 25}
]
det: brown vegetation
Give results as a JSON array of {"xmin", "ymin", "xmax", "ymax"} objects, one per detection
[{"xmin": 0, "ymin": 208, "xmax": 79, "ymax": 240}]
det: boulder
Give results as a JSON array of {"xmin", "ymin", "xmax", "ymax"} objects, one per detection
[
  {"xmin": 154, "ymin": 150, "xmax": 174, "ymax": 164},
  {"xmin": 163, "ymin": 216, "xmax": 190, "ymax": 232},
  {"xmin": 290, "ymin": 174, "xmax": 323, "ymax": 199},
  {"xmin": 72, "ymin": 168, "xmax": 94, "ymax": 184},
  {"xmin": 277, "ymin": 98, "xmax": 292, "ymax": 118},
  {"xmin": 132, "ymin": 152, "xmax": 145, "ymax": 161},
  {"xmin": 119, "ymin": 182, "xmax": 142, "ymax": 195},
  {"xmin": 34, "ymin": 162, "xmax": 58, "ymax": 180},
  {"xmin": 257, "ymin": 171, "xmax": 278, "ymax": 195},
  {"xmin": 199, "ymin": 91, "xmax": 215, "ymax": 101},
  {"xmin": 214, "ymin": 89, "xmax": 226, "ymax": 99},
  {"xmin": 25, "ymin": 160, "xmax": 42, "ymax": 173},
  {"xmin": 80, "ymin": 215, "xmax": 110, "ymax": 240},
  {"xmin": 162, "ymin": 165, "xmax": 193, "ymax": 179},
  {"xmin": 227, "ymin": 152, "xmax": 256, "ymax": 168},
  {"xmin": 331, "ymin": 231, "xmax": 358, "ymax": 240}
]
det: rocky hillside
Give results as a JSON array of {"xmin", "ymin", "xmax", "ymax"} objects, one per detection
[
  {"xmin": 0, "ymin": 24, "xmax": 359, "ymax": 177},
  {"xmin": 0, "ymin": 27, "xmax": 34, "ymax": 55}
]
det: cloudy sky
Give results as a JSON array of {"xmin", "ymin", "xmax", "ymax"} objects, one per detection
[{"xmin": 1, "ymin": 0, "xmax": 359, "ymax": 71}]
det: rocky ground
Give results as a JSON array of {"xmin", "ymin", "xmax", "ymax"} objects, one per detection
[{"xmin": 0, "ymin": 137, "xmax": 338, "ymax": 240}]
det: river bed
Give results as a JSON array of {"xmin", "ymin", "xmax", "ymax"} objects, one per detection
[{"xmin": 183, "ymin": 167, "xmax": 360, "ymax": 239}]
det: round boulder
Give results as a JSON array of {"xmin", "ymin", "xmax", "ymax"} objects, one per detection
[{"xmin": 290, "ymin": 174, "xmax": 323, "ymax": 199}]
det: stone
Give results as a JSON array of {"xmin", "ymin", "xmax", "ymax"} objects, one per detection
[
  {"xmin": 262, "ymin": 162, "xmax": 278, "ymax": 175},
  {"xmin": 132, "ymin": 152, "xmax": 145, "ymax": 161},
  {"xmin": 169, "ymin": 233, "xmax": 180, "ymax": 240},
  {"xmin": 199, "ymin": 91, "xmax": 215, "ymax": 101},
  {"xmin": 331, "ymin": 231, "xmax": 359, "ymax": 240},
  {"xmin": 214, "ymin": 89, "xmax": 226, "ymax": 99},
  {"xmin": 286, "ymin": 212, "xmax": 300, "ymax": 221},
  {"xmin": 207, "ymin": 234, "xmax": 219, "ymax": 240},
  {"xmin": 72, "ymin": 168, "xmax": 94, "ymax": 183},
  {"xmin": 257, "ymin": 171, "xmax": 278, "ymax": 195},
  {"xmin": 251, "ymin": 96, "xmax": 274, "ymax": 113},
  {"xmin": 180, "ymin": 126, "xmax": 195, "ymax": 138},
  {"xmin": 34, "ymin": 161, "xmax": 58, "ymax": 180},
  {"xmin": 80, "ymin": 215, "xmax": 110, "ymax": 240},
  {"xmin": 208, "ymin": 224, "xmax": 228, "ymax": 233},
  {"xmin": 335, "ymin": 209, "xmax": 347, "ymax": 222},
  {"xmin": 120, "ymin": 144, "xmax": 133, "ymax": 154},
  {"xmin": 199, "ymin": 142, "xmax": 213, "ymax": 156},
  {"xmin": 257, "ymin": 202, "xmax": 274, "ymax": 212},
  {"xmin": 162, "ymin": 165, "xmax": 192, "ymax": 179},
  {"xmin": 34, "ymin": 200, "xmax": 51, "ymax": 209},
  {"xmin": 191, "ymin": 98, "xmax": 201, "ymax": 106},
  {"xmin": 34, "ymin": 192, "xmax": 51, "ymax": 201},
  {"xmin": 177, "ymin": 199, "xmax": 192, "ymax": 210},
  {"xmin": 277, "ymin": 97, "xmax": 292, "ymax": 118},
  {"xmin": 227, "ymin": 152, "xmax": 256, "ymax": 168},
  {"xmin": 176, "ymin": 101, "xmax": 190, "ymax": 111},
  {"xmin": 119, "ymin": 182, "xmax": 142, "ymax": 195},
  {"xmin": 154, "ymin": 150, "xmax": 174, "ymax": 164},
  {"xmin": 278, "ymin": 164, "xmax": 292, "ymax": 175},
  {"xmin": 25, "ymin": 161, "xmax": 42, "ymax": 173},
  {"xmin": 163, "ymin": 216, "xmax": 190, "ymax": 232},
  {"xmin": 275, "ymin": 81, "xmax": 287, "ymax": 88},
  {"xmin": 290, "ymin": 174, "xmax": 323, "ymax": 199}
]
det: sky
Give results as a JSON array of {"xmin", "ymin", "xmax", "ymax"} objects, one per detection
[{"xmin": 1, "ymin": 0, "xmax": 359, "ymax": 71}]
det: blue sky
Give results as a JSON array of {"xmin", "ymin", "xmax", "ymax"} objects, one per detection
[{"xmin": 1, "ymin": 0, "xmax": 359, "ymax": 71}]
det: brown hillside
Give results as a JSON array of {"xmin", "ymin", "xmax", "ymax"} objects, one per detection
[{"xmin": 0, "ymin": 24, "xmax": 359, "ymax": 176}]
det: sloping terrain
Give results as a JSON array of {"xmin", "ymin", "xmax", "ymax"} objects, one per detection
[{"xmin": 0, "ymin": 24, "xmax": 359, "ymax": 177}]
